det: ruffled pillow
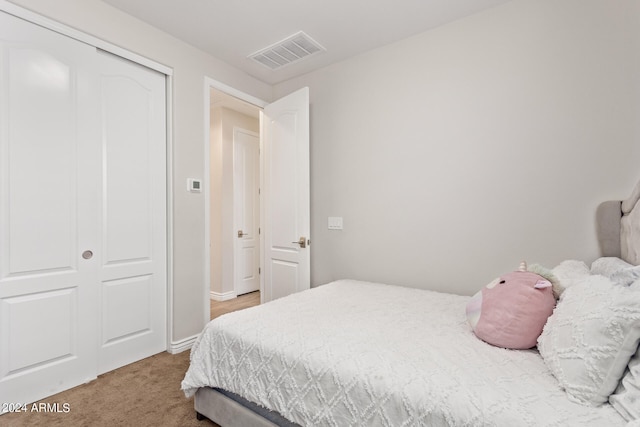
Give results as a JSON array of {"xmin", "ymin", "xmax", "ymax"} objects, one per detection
[
  {"xmin": 609, "ymin": 284, "xmax": 640, "ymax": 421},
  {"xmin": 551, "ymin": 260, "xmax": 590, "ymax": 297},
  {"xmin": 537, "ymin": 275, "xmax": 640, "ymax": 406},
  {"xmin": 591, "ymin": 257, "xmax": 640, "ymax": 286},
  {"xmin": 610, "ymin": 348, "xmax": 640, "ymax": 421}
]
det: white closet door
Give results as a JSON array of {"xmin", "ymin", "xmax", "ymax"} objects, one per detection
[
  {"xmin": 96, "ymin": 51, "xmax": 166, "ymax": 374},
  {"xmin": 0, "ymin": 11, "xmax": 101, "ymax": 404},
  {"xmin": 0, "ymin": 10, "xmax": 167, "ymax": 406}
]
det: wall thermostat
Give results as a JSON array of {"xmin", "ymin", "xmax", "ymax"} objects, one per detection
[{"xmin": 188, "ymin": 178, "xmax": 202, "ymax": 193}]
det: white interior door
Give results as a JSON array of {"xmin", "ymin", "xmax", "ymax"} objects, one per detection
[
  {"xmin": 0, "ymin": 11, "xmax": 100, "ymax": 405},
  {"xmin": 261, "ymin": 87, "xmax": 310, "ymax": 303},
  {"xmin": 96, "ymin": 51, "xmax": 167, "ymax": 375},
  {"xmin": 233, "ymin": 128, "xmax": 260, "ymax": 296}
]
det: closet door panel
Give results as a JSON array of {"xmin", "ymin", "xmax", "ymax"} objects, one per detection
[
  {"xmin": 0, "ymin": 11, "xmax": 100, "ymax": 406},
  {"xmin": 3, "ymin": 288, "xmax": 77, "ymax": 372},
  {"xmin": 102, "ymin": 74, "xmax": 153, "ymax": 264},
  {"xmin": 97, "ymin": 52, "xmax": 166, "ymax": 374},
  {"xmin": 6, "ymin": 49, "xmax": 76, "ymax": 274},
  {"xmin": 101, "ymin": 275, "xmax": 153, "ymax": 344}
]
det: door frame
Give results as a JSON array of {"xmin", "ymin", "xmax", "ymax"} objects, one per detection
[
  {"xmin": 203, "ymin": 78, "xmax": 267, "ymax": 320},
  {"xmin": 0, "ymin": 0, "xmax": 175, "ymax": 353}
]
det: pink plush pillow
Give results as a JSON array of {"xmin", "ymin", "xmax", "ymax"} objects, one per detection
[{"xmin": 466, "ymin": 267, "xmax": 556, "ymax": 349}]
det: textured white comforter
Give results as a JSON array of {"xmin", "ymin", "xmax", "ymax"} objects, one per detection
[{"xmin": 182, "ymin": 280, "xmax": 627, "ymax": 426}]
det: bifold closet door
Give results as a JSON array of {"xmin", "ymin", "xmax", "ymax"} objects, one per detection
[{"xmin": 0, "ymin": 10, "xmax": 167, "ymax": 406}]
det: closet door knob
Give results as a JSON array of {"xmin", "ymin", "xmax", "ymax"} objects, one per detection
[{"xmin": 82, "ymin": 250, "xmax": 93, "ymax": 260}]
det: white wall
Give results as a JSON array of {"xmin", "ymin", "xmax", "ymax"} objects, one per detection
[
  {"xmin": 5, "ymin": 0, "xmax": 273, "ymax": 344},
  {"xmin": 274, "ymin": 0, "xmax": 640, "ymax": 295},
  {"xmin": 209, "ymin": 107, "xmax": 259, "ymax": 298}
]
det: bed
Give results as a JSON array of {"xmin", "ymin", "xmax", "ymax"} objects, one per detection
[{"xmin": 182, "ymin": 180, "xmax": 640, "ymax": 427}]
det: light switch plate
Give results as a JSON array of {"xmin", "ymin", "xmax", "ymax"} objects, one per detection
[{"xmin": 328, "ymin": 216, "xmax": 343, "ymax": 230}]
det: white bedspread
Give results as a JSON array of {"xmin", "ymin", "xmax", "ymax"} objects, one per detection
[{"xmin": 182, "ymin": 280, "xmax": 627, "ymax": 426}]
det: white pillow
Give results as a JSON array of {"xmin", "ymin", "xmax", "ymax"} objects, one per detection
[
  {"xmin": 591, "ymin": 256, "xmax": 635, "ymax": 277},
  {"xmin": 591, "ymin": 257, "xmax": 640, "ymax": 287},
  {"xmin": 610, "ymin": 284, "xmax": 640, "ymax": 421},
  {"xmin": 537, "ymin": 275, "xmax": 640, "ymax": 406},
  {"xmin": 611, "ymin": 267, "xmax": 640, "ymax": 287},
  {"xmin": 610, "ymin": 348, "xmax": 640, "ymax": 421},
  {"xmin": 551, "ymin": 260, "xmax": 590, "ymax": 297}
]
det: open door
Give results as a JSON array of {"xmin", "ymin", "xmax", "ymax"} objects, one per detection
[{"xmin": 260, "ymin": 87, "xmax": 310, "ymax": 303}]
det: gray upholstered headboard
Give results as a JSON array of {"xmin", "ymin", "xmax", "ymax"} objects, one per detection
[{"xmin": 597, "ymin": 179, "xmax": 640, "ymax": 265}]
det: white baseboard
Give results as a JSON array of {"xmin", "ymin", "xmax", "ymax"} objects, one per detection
[
  {"xmin": 168, "ymin": 334, "xmax": 199, "ymax": 354},
  {"xmin": 210, "ymin": 290, "xmax": 236, "ymax": 301}
]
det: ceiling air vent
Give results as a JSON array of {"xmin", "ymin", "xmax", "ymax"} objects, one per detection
[{"xmin": 249, "ymin": 31, "xmax": 325, "ymax": 70}]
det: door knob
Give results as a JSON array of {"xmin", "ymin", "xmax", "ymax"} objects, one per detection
[
  {"xmin": 82, "ymin": 250, "xmax": 93, "ymax": 260},
  {"xmin": 237, "ymin": 230, "xmax": 246, "ymax": 238},
  {"xmin": 291, "ymin": 237, "xmax": 307, "ymax": 248}
]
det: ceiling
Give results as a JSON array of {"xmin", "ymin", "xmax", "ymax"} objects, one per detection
[{"xmin": 101, "ymin": 0, "xmax": 513, "ymax": 85}]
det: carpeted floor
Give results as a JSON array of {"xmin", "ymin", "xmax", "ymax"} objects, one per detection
[
  {"xmin": 2, "ymin": 350, "xmax": 217, "ymax": 427},
  {"xmin": 2, "ymin": 292, "xmax": 260, "ymax": 427}
]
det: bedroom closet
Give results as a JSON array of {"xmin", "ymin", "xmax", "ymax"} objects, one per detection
[{"xmin": 0, "ymin": 8, "xmax": 168, "ymax": 406}]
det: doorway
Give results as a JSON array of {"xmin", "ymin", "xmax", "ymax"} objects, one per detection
[
  {"xmin": 207, "ymin": 84, "xmax": 264, "ymax": 304},
  {"xmin": 203, "ymin": 81, "xmax": 310, "ymax": 316}
]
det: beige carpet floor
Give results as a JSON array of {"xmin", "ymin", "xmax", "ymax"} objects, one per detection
[
  {"xmin": 2, "ymin": 292, "xmax": 261, "ymax": 427},
  {"xmin": 2, "ymin": 350, "xmax": 217, "ymax": 427}
]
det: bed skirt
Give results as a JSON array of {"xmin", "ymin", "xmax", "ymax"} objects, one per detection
[{"xmin": 195, "ymin": 387, "xmax": 300, "ymax": 427}]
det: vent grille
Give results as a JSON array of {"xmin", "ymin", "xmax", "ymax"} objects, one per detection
[{"xmin": 249, "ymin": 31, "xmax": 325, "ymax": 70}]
